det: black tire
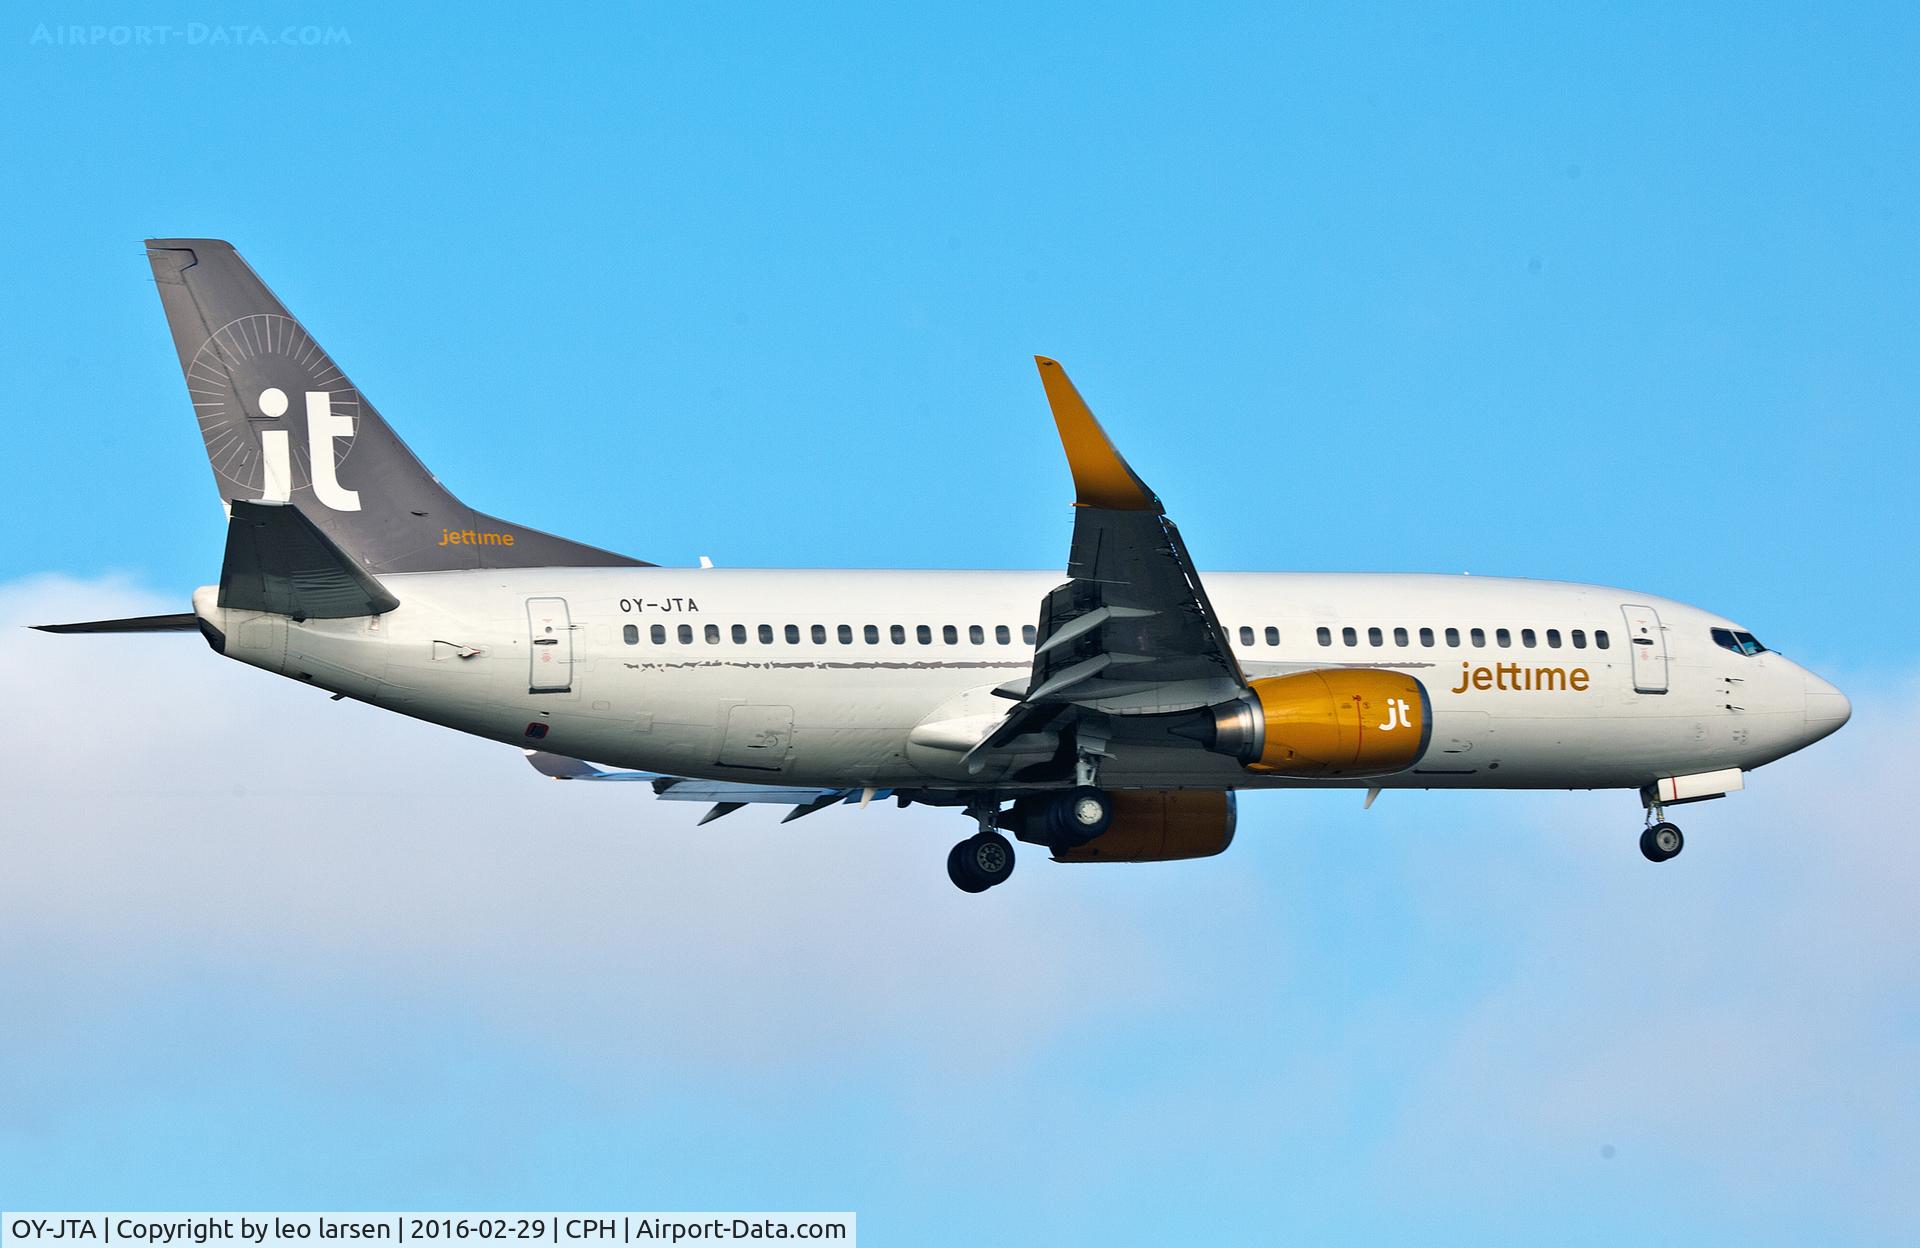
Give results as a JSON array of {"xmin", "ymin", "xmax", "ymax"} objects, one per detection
[
  {"xmin": 947, "ymin": 839, "xmax": 991, "ymax": 892},
  {"xmin": 964, "ymin": 829, "xmax": 1017, "ymax": 888},
  {"xmin": 1639, "ymin": 822, "xmax": 1684, "ymax": 862},
  {"xmin": 1048, "ymin": 786, "xmax": 1114, "ymax": 845}
]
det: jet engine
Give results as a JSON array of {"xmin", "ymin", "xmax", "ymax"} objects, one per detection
[
  {"xmin": 1207, "ymin": 669, "xmax": 1431, "ymax": 778},
  {"xmin": 1010, "ymin": 789, "xmax": 1237, "ymax": 862}
]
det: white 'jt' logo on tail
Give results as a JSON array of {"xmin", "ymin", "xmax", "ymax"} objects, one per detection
[
  {"xmin": 256, "ymin": 388, "xmax": 361, "ymax": 512},
  {"xmin": 1377, "ymin": 697, "xmax": 1414, "ymax": 732}
]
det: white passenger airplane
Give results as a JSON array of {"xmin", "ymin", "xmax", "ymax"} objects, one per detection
[{"xmin": 38, "ymin": 240, "xmax": 1851, "ymax": 892}]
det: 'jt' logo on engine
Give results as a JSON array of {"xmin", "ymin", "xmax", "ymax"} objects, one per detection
[
  {"xmin": 257, "ymin": 387, "xmax": 360, "ymax": 511},
  {"xmin": 1377, "ymin": 697, "xmax": 1414, "ymax": 732}
]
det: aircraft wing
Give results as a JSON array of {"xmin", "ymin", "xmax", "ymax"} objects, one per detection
[
  {"xmin": 522, "ymin": 750, "xmax": 866, "ymax": 824},
  {"xmin": 968, "ymin": 359, "xmax": 1249, "ymax": 771}
]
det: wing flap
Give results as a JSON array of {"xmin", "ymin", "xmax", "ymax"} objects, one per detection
[
  {"xmin": 523, "ymin": 750, "xmax": 664, "ymax": 781},
  {"xmin": 653, "ymin": 778, "xmax": 854, "ymax": 805},
  {"xmin": 522, "ymin": 749, "xmax": 858, "ymax": 816}
]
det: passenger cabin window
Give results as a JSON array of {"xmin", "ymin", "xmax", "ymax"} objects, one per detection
[
  {"xmin": 1571, "ymin": 629, "xmax": 1587, "ymax": 649},
  {"xmin": 759, "ymin": 624, "xmax": 774, "ymax": 644},
  {"xmin": 811, "ymin": 624, "xmax": 826, "ymax": 644},
  {"xmin": 678, "ymin": 624, "xmax": 694, "ymax": 645},
  {"xmin": 1318, "ymin": 626, "xmax": 1333, "ymax": 647},
  {"xmin": 942, "ymin": 624, "xmax": 958, "ymax": 644},
  {"xmin": 1522, "ymin": 628, "xmax": 1537, "ymax": 648},
  {"xmin": 1470, "ymin": 628, "xmax": 1486, "ymax": 647},
  {"xmin": 1265, "ymin": 626, "xmax": 1280, "ymax": 646},
  {"xmin": 705, "ymin": 624, "xmax": 721, "ymax": 644},
  {"xmin": 996, "ymin": 625, "xmax": 1011, "ymax": 645},
  {"xmin": 1595, "ymin": 630, "xmax": 1611, "ymax": 649},
  {"xmin": 1239, "ymin": 626, "xmax": 1255, "ymax": 646},
  {"xmin": 1420, "ymin": 627, "xmax": 1435, "ymax": 647},
  {"xmin": 1711, "ymin": 626, "xmax": 1769, "ymax": 656},
  {"xmin": 838, "ymin": 624, "xmax": 853, "ymax": 644},
  {"xmin": 1445, "ymin": 627, "xmax": 1460, "ymax": 647},
  {"xmin": 651, "ymin": 624, "xmax": 666, "ymax": 644},
  {"xmin": 732, "ymin": 624, "xmax": 747, "ymax": 644},
  {"xmin": 969, "ymin": 624, "xmax": 985, "ymax": 644},
  {"xmin": 1496, "ymin": 628, "xmax": 1512, "ymax": 648},
  {"xmin": 865, "ymin": 624, "xmax": 880, "ymax": 644},
  {"xmin": 622, "ymin": 624, "xmax": 639, "ymax": 644},
  {"xmin": 1394, "ymin": 626, "xmax": 1409, "ymax": 646},
  {"xmin": 1343, "ymin": 627, "xmax": 1358, "ymax": 646},
  {"xmin": 891, "ymin": 624, "xmax": 906, "ymax": 644},
  {"xmin": 917, "ymin": 625, "xmax": 932, "ymax": 645},
  {"xmin": 1546, "ymin": 629, "xmax": 1562, "ymax": 648},
  {"xmin": 1022, "ymin": 624, "xmax": 1037, "ymax": 645},
  {"xmin": 785, "ymin": 625, "xmax": 800, "ymax": 644},
  {"xmin": 1368, "ymin": 626, "xmax": 1384, "ymax": 647}
]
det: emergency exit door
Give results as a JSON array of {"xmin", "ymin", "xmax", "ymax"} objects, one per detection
[
  {"xmin": 1620, "ymin": 603, "xmax": 1669, "ymax": 694},
  {"xmin": 527, "ymin": 597, "xmax": 574, "ymax": 693}
]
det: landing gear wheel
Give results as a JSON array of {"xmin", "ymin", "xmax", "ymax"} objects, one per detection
[
  {"xmin": 948, "ymin": 830, "xmax": 1016, "ymax": 892},
  {"xmin": 1049, "ymin": 786, "xmax": 1114, "ymax": 846},
  {"xmin": 947, "ymin": 840, "xmax": 990, "ymax": 893},
  {"xmin": 1639, "ymin": 822, "xmax": 1684, "ymax": 863}
]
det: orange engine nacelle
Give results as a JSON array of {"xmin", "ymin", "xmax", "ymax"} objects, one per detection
[
  {"xmin": 1049, "ymin": 790, "xmax": 1237, "ymax": 863},
  {"xmin": 1209, "ymin": 669, "xmax": 1431, "ymax": 778}
]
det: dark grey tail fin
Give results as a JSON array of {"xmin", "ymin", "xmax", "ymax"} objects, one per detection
[{"xmin": 145, "ymin": 238, "xmax": 647, "ymax": 573}]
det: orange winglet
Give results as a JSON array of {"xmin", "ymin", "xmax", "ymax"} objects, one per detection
[{"xmin": 1034, "ymin": 356, "xmax": 1161, "ymax": 512}]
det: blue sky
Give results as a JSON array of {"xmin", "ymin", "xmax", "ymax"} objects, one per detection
[{"xmin": 1, "ymin": 3, "xmax": 1916, "ymax": 1243}]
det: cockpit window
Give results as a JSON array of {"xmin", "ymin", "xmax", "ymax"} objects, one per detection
[{"xmin": 1711, "ymin": 626, "xmax": 1768, "ymax": 656}]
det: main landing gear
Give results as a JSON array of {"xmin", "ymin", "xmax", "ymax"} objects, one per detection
[
  {"xmin": 946, "ymin": 787, "xmax": 1117, "ymax": 892},
  {"xmin": 1050, "ymin": 785, "xmax": 1113, "ymax": 845},
  {"xmin": 948, "ymin": 828, "xmax": 1016, "ymax": 893},
  {"xmin": 1639, "ymin": 820, "xmax": 1684, "ymax": 863}
]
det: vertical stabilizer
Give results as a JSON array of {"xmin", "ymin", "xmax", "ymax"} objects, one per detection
[{"xmin": 146, "ymin": 238, "xmax": 647, "ymax": 573}]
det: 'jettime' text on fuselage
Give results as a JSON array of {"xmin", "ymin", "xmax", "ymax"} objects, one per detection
[{"xmin": 1449, "ymin": 662, "xmax": 1592, "ymax": 693}]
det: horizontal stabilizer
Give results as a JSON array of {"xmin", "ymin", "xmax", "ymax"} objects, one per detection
[
  {"xmin": 32, "ymin": 612, "xmax": 199, "ymax": 634},
  {"xmin": 221, "ymin": 499, "xmax": 400, "ymax": 619}
]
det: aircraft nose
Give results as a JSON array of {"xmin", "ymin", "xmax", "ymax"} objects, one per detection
[{"xmin": 1802, "ymin": 668, "xmax": 1851, "ymax": 743}]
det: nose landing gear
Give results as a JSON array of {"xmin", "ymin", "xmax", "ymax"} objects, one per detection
[
  {"xmin": 1637, "ymin": 790, "xmax": 1686, "ymax": 863},
  {"xmin": 1639, "ymin": 820, "xmax": 1684, "ymax": 862}
]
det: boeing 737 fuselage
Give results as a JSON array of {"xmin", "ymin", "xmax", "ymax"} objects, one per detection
[{"xmin": 38, "ymin": 240, "xmax": 1851, "ymax": 892}]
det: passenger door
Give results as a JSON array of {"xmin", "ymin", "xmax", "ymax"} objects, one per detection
[
  {"xmin": 526, "ymin": 596, "xmax": 574, "ymax": 693},
  {"xmin": 1620, "ymin": 603, "xmax": 1669, "ymax": 694}
]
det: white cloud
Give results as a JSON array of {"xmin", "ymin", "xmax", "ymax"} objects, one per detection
[
  {"xmin": 1374, "ymin": 678, "xmax": 1920, "ymax": 1234},
  {"xmin": 0, "ymin": 575, "xmax": 1198, "ymax": 1082}
]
